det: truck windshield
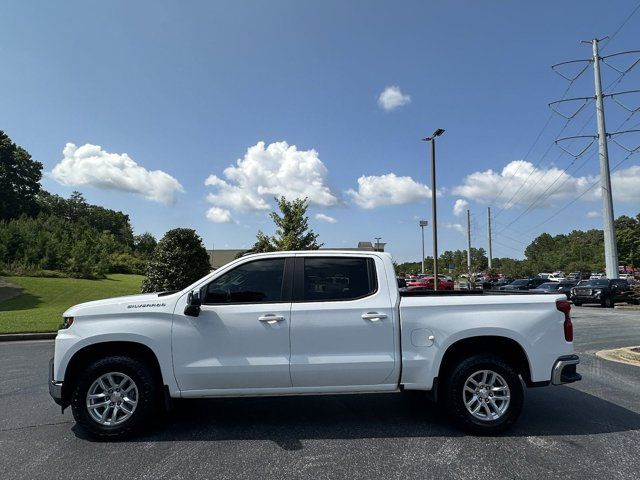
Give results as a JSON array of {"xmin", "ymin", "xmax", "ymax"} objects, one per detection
[{"xmin": 586, "ymin": 279, "xmax": 609, "ymax": 287}]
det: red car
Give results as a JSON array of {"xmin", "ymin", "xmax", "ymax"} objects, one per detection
[{"xmin": 406, "ymin": 276, "xmax": 454, "ymax": 291}]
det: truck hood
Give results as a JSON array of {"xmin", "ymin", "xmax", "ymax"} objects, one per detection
[{"xmin": 63, "ymin": 292, "xmax": 181, "ymax": 317}]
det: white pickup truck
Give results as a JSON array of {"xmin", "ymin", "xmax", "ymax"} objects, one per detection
[{"xmin": 49, "ymin": 251, "xmax": 581, "ymax": 438}]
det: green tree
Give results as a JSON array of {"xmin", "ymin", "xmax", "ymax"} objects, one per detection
[
  {"xmin": 0, "ymin": 130, "xmax": 43, "ymax": 220},
  {"xmin": 249, "ymin": 196, "xmax": 322, "ymax": 252},
  {"xmin": 141, "ymin": 228, "xmax": 211, "ymax": 293},
  {"xmin": 133, "ymin": 233, "xmax": 158, "ymax": 258}
]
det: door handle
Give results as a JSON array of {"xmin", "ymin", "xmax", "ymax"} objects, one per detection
[
  {"xmin": 258, "ymin": 314, "xmax": 285, "ymax": 324},
  {"xmin": 361, "ymin": 312, "xmax": 387, "ymax": 321}
]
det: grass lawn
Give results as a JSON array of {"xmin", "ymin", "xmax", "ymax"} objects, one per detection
[{"xmin": 0, "ymin": 274, "xmax": 143, "ymax": 334}]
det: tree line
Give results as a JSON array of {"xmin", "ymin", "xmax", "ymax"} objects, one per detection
[
  {"xmin": 397, "ymin": 214, "xmax": 640, "ymax": 278},
  {"xmin": 0, "ymin": 130, "xmax": 157, "ymax": 279}
]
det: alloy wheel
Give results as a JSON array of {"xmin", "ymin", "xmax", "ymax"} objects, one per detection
[
  {"xmin": 462, "ymin": 369, "xmax": 511, "ymax": 421},
  {"xmin": 86, "ymin": 372, "xmax": 139, "ymax": 426}
]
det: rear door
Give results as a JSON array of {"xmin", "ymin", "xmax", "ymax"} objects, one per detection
[{"xmin": 289, "ymin": 255, "xmax": 397, "ymax": 388}]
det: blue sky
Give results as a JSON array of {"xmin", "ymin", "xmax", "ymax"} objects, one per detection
[{"xmin": 2, "ymin": 0, "xmax": 640, "ymax": 262}]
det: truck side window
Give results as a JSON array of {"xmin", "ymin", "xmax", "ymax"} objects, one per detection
[
  {"xmin": 303, "ymin": 257, "xmax": 377, "ymax": 301},
  {"xmin": 202, "ymin": 258, "xmax": 285, "ymax": 304}
]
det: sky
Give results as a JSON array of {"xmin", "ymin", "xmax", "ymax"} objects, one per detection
[{"xmin": 2, "ymin": 0, "xmax": 640, "ymax": 263}]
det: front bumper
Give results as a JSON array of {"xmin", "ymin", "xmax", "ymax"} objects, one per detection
[
  {"xmin": 552, "ymin": 354, "xmax": 582, "ymax": 385},
  {"xmin": 48, "ymin": 358, "xmax": 64, "ymax": 406}
]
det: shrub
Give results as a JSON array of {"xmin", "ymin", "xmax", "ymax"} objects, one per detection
[{"xmin": 141, "ymin": 228, "xmax": 211, "ymax": 293}]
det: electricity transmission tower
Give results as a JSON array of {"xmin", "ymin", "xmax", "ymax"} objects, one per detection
[{"xmin": 551, "ymin": 38, "xmax": 640, "ymax": 279}]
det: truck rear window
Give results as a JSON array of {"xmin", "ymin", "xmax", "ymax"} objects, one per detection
[{"xmin": 302, "ymin": 257, "xmax": 377, "ymax": 301}]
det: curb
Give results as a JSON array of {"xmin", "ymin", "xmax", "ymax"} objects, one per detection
[
  {"xmin": 596, "ymin": 346, "xmax": 640, "ymax": 367},
  {"xmin": 0, "ymin": 333, "xmax": 56, "ymax": 342},
  {"xmin": 614, "ymin": 305, "xmax": 640, "ymax": 310}
]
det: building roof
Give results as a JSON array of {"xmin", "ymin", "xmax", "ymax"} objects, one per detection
[{"xmin": 207, "ymin": 249, "xmax": 245, "ymax": 269}]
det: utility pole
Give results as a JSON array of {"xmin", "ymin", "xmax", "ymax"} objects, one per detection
[
  {"xmin": 467, "ymin": 209, "xmax": 472, "ymax": 277},
  {"xmin": 487, "ymin": 207, "xmax": 493, "ymax": 270},
  {"xmin": 419, "ymin": 220, "xmax": 428, "ymax": 274},
  {"xmin": 422, "ymin": 129, "xmax": 445, "ymax": 291},
  {"xmin": 590, "ymin": 38, "xmax": 619, "ymax": 279},
  {"xmin": 551, "ymin": 39, "xmax": 639, "ymax": 280}
]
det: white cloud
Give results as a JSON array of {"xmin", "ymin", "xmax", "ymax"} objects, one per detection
[
  {"xmin": 205, "ymin": 141, "xmax": 339, "ymax": 216},
  {"xmin": 315, "ymin": 213, "xmax": 337, "ymax": 223},
  {"xmin": 51, "ymin": 143, "xmax": 184, "ymax": 205},
  {"xmin": 609, "ymin": 165, "xmax": 640, "ymax": 204},
  {"xmin": 206, "ymin": 207, "xmax": 234, "ymax": 223},
  {"xmin": 586, "ymin": 210, "xmax": 600, "ymax": 218},
  {"xmin": 453, "ymin": 198, "xmax": 469, "ymax": 216},
  {"xmin": 377, "ymin": 85, "xmax": 411, "ymax": 111},
  {"xmin": 452, "ymin": 160, "xmax": 591, "ymax": 209},
  {"xmin": 446, "ymin": 223, "xmax": 466, "ymax": 236},
  {"xmin": 347, "ymin": 173, "xmax": 432, "ymax": 209}
]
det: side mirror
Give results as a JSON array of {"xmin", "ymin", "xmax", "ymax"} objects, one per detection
[{"xmin": 184, "ymin": 289, "xmax": 202, "ymax": 317}]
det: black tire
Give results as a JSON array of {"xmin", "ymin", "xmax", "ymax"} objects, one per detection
[
  {"xmin": 441, "ymin": 354, "xmax": 524, "ymax": 435},
  {"xmin": 601, "ymin": 296, "xmax": 614, "ymax": 308},
  {"xmin": 573, "ymin": 301, "xmax": 582, "ymax": 306},
  {"xmin": 71, "ymin": 355, "xmax": 158, "ymax": 440}
]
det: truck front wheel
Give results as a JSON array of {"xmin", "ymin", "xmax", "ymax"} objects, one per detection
[
  {"xmin": 71, "ymin": 355, "xmax": 158, "ymax": 439},
  {"xmin": 442, "ymin": 354, "xmax": 524, "ymax": 434}
]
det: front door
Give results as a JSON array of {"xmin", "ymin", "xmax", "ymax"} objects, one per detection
[
  {"xmin": 172, "ymin": 257, "xmax": 293, "ymax": 394},
  {"xmin": 289, "ymin": 255, "xmax": 397, "ymax": 388}
]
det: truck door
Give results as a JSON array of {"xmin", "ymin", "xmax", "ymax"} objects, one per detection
[
  {"xmin": 172, "ymin": 257, "xmax": 293, "ymax": 393},
  {"xmin": 289, "ymin": 255, "xmax": 397, "ymax": 388}
]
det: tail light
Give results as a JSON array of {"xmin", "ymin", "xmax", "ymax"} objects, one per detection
[{"xmin": 556, "ymin": 300, "xmax": 573, "ymax": 342}]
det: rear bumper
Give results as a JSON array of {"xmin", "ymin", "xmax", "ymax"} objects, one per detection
[
  {"xmin": 551, "ymin": 354, "xmax": 582, "ymax": 385},
  {"xmin": 48, "ymin": 358, "xmax": 64, "ymax": 406}
]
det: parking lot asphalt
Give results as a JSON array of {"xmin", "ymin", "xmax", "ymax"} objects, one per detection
[{"xmin": 1, "ymin": 307, "xmax": 639, "ymax": 480}]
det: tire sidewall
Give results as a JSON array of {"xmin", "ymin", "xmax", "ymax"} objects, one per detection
[
  {"xmin": 443, "ymin": 355, "xmax": 524, "ymax": 435},
  {"xmin": 71, "ymin": 356, "xmax": 157, "ymax": 439}
]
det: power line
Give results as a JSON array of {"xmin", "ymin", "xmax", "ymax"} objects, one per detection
[
  {"xmin": 525, "ymin": 148, "xmax": 638, "ymax": 233},
  {"xmin": 494, "ymin": 48, "xmax": 640, "ymax": 236},
  {"xmin": 487, "ymin": 80, "xmax": 580, "ymax": 209},
  {"xmin": 600, "ymin": 2, "xmax": 640, "ymax": 52}
]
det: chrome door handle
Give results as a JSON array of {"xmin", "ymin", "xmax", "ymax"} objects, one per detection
[
  {"xmin": 361, "ymin": 312, "xmax": 387, "ymax": 321},
  {"xmin": 258, "ymin": 314, "xmax": 285, "ymax": 324}
]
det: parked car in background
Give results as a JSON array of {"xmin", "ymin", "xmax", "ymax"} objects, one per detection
[
  {"xmin": 490, "ymin": 278, "xmax": 514, "ymax": 289},
  {"xmin": 589, "ymin": 273, "xmax": 606, "ymax": 280},
  {"xmin": 407, "ymin": 276, "xmax": 455, "ymax": 291},
  {"xmin": 568, "ymin": 272, "xmax": 591, "ymax": 281},
  {"xmin": 571, "ymin": 278, "xmax": 635, "ymax": 307},
  {"xmin": 547, "ymin": 273, "xmax": 565, "ymax": 282},
  {"xmin": 500, "ymin": 278, "xmax": 548, "ymax": 291},
  {"xmin": 557, "ymin": 280, "xmax": 578, "ymax": 299},
  {"xmin": 530, "ymin": 282, "xmax": 564, "ymax": 294},
  {"xmin": 530, "ymin": 281, "xmax": 577, "ymax": 299},
  {"xmin": 538, "ymin": 273, "xmax": 551, "ymax": 280}
]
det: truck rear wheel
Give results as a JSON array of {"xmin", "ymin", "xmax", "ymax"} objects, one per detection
[
  {"xmin": 71, "ymin": 355, "xmax": 158, "ymax": 439},
  {"xmin": 442, "ymin": 354, "xmax": 523, "ymax": 435}
]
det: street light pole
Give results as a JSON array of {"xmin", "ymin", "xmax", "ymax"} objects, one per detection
[
  {"xmin": 422, "ymin": 129, "xmax": 445, "ymax": 291},
  {"xmin": 419, "ymin": 220, "xmax": 428, "ymax": 274}
]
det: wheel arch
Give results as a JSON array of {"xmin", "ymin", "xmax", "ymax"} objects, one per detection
[
  {"xmin": 436, "ymin": 335, "xmax": 534, "ymax": 387},
  {"xmin": 61, "ymin": 341, "xmax": 165, "ymax": 407}
]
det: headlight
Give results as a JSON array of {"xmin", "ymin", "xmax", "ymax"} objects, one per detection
[{"xmin": 59, "ymin": 316, "xmax": 74, "ymax": 329}]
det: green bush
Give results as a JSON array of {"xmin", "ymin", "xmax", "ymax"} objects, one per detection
[
  {"xmin": 141, "ymin": 228, "xmax": 211, "ymax": 293},
  {"xmin": 108, "ymin": 252, "xmax": 147, "ymax": 275}
]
